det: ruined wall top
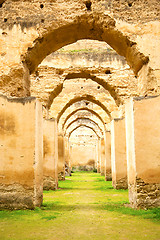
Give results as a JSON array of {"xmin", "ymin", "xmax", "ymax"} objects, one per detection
[{"xmin": 0, "ymin": 0, "xmax": 159, "ymax": 31}]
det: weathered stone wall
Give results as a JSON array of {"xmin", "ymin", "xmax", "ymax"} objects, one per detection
[
  {"xmin": 97, "ymin": 138, "xmax": 101, "ymax": 173},
  {"xmin": 0, "ymin": 95, "xmax": 43, "ymax": 209},
  {"xmin": 100, "ymin": 138, "xmax": 105, "ymax": 175},
  {"xmin": 31, "ymin": 65, "xmax": 123, "ymax": 123},
  {"xmin": 43, "ymin": 119, "xmax": 58, "ymax": 190},
  {"xmin": 63, "ymin": 108, "xmax": 105, "ymax": 137},
  {"xmin": 64, "ymin": 137, "xmax": 72, "ymax": 176},
  {"xmin": 0, "ymin": 0, "xmax": 159, "ymax": 99},
  {"xmin": 41, "ymin": 47, "xmax": 127, "ymax": 69},
  {"xmin": 125, "ymin": 96, "xmax": 160, "ymax": 208},
  {"xmin": 70, "ymin": 144, "xmax": 97, "ymax": 171},
  {"xmin": 105, "ymin": 131, "xmax": 112, "ymax": 181},
  {"xmin": 65, "ymin": 117, "xmax": 103, "ymax": 139},
  {"xmin": 29, "ymin": 46, "xmax": 137, "ymax": 125},
  {"xmin": 111, "ymin": 118, "xmax": 127, "ymax": 189},
  {"xmin": 64, "ymin": 136, "xmax": 70, "ymax": 166},
  {"xmin": 58, "ymin": 134, "xmax": 65, "ymax": 180},
  {"xmin": 69, "ymin": 126, "xmax": 97, "ymax": 171}
]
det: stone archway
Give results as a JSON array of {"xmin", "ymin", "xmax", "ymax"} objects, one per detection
[
  {"xmin": 66, "ymin": 123, "xmax": 101, "ymax": 173},
  {"xmin": 23, "ymin": 12, "xmax": 148, "ymax": 77},
  {"xmin": 65, "ymin": 117, "xmax": 103, "ymax": 136},
  {"xmin": 57, "ymin": 94, "xmax": 111, "ymax": 123},
  {"xmin": 19, "ymin": 12, "xmax": 150, "ymax": 98},
  {"xmin": 62, "ymin": 107, "xmax": 106, "ymax": 130},
  {"xmin": 68, "ymin": 124, "xmax": 100, "ymax": 139},
  {"xmin": 0, "ymin": 3, "xmax": 157, "ymax": 98},
  {"xmin": 46, "ymin": 70, "xmax": 122, "ymax": 110}
]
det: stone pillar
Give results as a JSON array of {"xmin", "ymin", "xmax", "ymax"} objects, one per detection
[
  {"xmin": 58, "ymin": 134, "xmax": 65, "ymax": 180},
  {"xmin": 69, "ymin": 144, "xmax": 73, "ymax": 169},
  {"xmin": 100, "ymin": 138, "xmax": 105, "ymax": 175},
  {"xmin": 105, "ymin": 131, "xmax": 112, "ymax": 181},
  {"xmin": 64, "ymin": 136, "xmax": 71, "ymax": 176},
  {"xmin": 125, "ymin": 96, "xmax": 160, "ymax": 209},
  {"xmin": 43, "ymin": 119, "xmax": 58, "ymax": 190},
  {"xmin": 111, "ymin": 118, "xmax": 128, "ymax": 189},
  {"xmin": 0, "ymin": 95, "xmax": 43, "ymax": 210},
  {"xmin": 97, "ymin": 139, "xmax": 101, "ymax": 173}
]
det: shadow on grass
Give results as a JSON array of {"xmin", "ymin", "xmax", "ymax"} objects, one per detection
[
  {"xmin": 40, "ymin": 202, "xmax": 160, "ymax": 222},
  {"xmin": 0, "ymin": 202, "xmax": 159, "ymax": 223}
]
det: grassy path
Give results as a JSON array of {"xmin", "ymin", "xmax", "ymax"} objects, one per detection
[{"xmin": 0, "ymin": 172, "xmax": 160, "ymax": 240}]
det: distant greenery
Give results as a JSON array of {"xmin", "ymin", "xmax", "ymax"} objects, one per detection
[{"xmin": 57, "ymin": 48, "xmax": 114, "ymax": 54}]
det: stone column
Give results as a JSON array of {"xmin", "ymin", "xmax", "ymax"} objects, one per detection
[
  {"xmin": 0, "ymin": 95, "xmax": 43, "ymax": 210},
  {"xmin": 64, "ymin": 136, "xmax": 71, "ymax": 176},
  {"xmin": 100, "ymin": 138, "xmax": 105, "ymax": 175},
  {"xmin": 43, "ymin": 119, "xmax": 58, "ymax": 190},
  {"xmin": 125, "ymin": 96, "xmax": 160, "ymax": 209},
  {"xmin": 58, "ymin": 133, "xmax": 65, "ymax": 180},
  {"xmin": 97, "ymin": 138, "xmax": 101, "ymax": 173},
  {"xmin": 105, "ymin": 131, "xmax": 112, "ymax": 181},
  {"xmin": 111, "ymin": 118, "xmax": 128, "ymax": 189},
  {"xmin": 69, "ymin": 144, "xmax": 73, "ymax": 169}
]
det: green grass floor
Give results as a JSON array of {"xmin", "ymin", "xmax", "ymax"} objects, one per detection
[{"xmin": 0, "ymin": 172, "xmax": 160, "ymax": 240}]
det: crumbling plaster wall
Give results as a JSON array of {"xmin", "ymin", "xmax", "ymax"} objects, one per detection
[
  {"xmin": 0, "ymin": 95, "xmax": 43, "ymax": 209},
  {"xmin": 70, "ymin": 127, "xmax": 97, "ymax": 170},
  {"xmin": 49, "ymin": 78, "xmax": 116, "ymax": 121},
  {"xmin": 125, "ymin": 96, "xmax": 160, "ymax": 208},
  {"xmin": 66, "ymin": 122, "xmax": 102, "ymax": 143},
  {"xmin": 100, "ymin": 138, "xmax": 106, "ymax": 175},
  {"xmin": 58, "ymin": 133, "xmax": 65, "ymax": 180},
  {"xmin": 30, "ymin": 51, "xmax": 137, "ymax": 123},
  {"xmin": 0, "ymin": 0, "xmax": 159, "ymax": 98},
  {"xmin": 43, "ymin": 119, "xmax": 58, "ymax": 190},
  {"xmin": 59, "ymin": 101, "xmax": 111, "ymax": 132},
  {"xmin": 63, "ymin": 110, "xmax": 105, "ymax": 134}
]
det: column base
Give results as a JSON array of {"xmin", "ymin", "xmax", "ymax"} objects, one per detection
[
  {"xmin": 129, "ymin": 177, "xmax": 160, "ymax": 209},
  {"xmin": 105, "ymin": 170, "xmax": 112, "ymax": 181},
  {"xmin": 43, "ymin": 176, "xmax": 58, "ymax": 191},
  {"xmin": 0, "ymin": 184, "xmax": 42, "ymax": 210},
  {"xmin": 113, "ymin": 177, "xmax": 128, "ymax": 190},
  {"xmin": 58, "ymin": 172, "xmax": 65, "ymax": 181},
  {"xmin": 100, "ymin": 167, "xmax": 105, "ymax": 176}
]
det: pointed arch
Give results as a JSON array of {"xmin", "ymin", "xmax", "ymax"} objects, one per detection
[
  {"xmin": 62, "ymin": 107, "xmax": 106, "ymax": 130},
  {"xmin": 57, "ymin": 94, "xmax": 111, "ymax": 123},
  {"xmin": 64, "ymin": 70, "xmax": 122, "ymax": 106},
  {"xmin": 23, "ymin": 12, "xmax": 149, "ymax": 76},
  {"xmin": 68, "ymin": 124, "xmax": 100, "ymax": 139},
  {"xmin": 65, "ymin": 117, "xmax": 103, "ymax": 136},
  {"xmin": 46, "ymin": 71, "xmax": 122, "ymax": 109}
]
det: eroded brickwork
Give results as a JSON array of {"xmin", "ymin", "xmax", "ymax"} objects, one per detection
[
  {"xmin": 43, "ymin": 176, "xmax": 58, "ymax": 191},
  {"xmin": 113, "ymin": 177, "xmax": 128, "ymax": 190},
  {"xmin": 129, "ymin": 177, "xmax": 160, "ymax": 209}
]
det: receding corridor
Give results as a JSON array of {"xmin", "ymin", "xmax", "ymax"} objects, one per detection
[{"xmin": 0, "ymin": 172, "xmax": 159, "ymax": 240}]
